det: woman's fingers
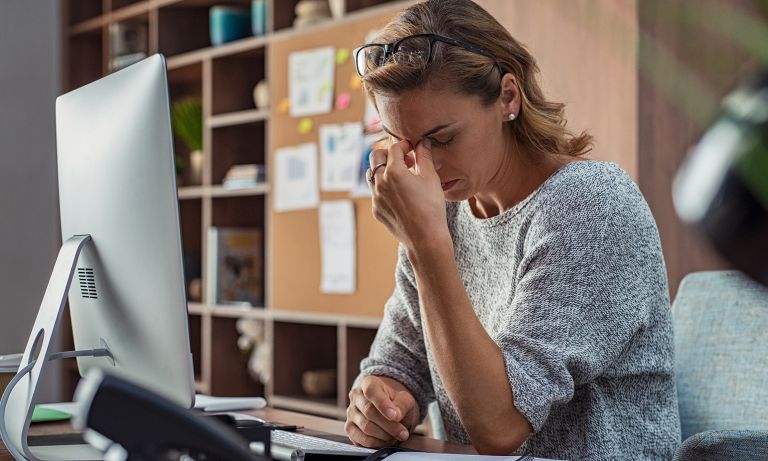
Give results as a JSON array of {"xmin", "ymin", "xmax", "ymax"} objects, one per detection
[
  {"xmin": 346, "ymin": 404, "xmax": 395, "ymax": 445},
  {"xmin": 351, "ymin": 383, "xmax": 411, "ymax": 441}
]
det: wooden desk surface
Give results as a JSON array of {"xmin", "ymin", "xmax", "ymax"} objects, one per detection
[{"xmin": 0, "ymin": 407, "xmax": 475, "ymax": 460}]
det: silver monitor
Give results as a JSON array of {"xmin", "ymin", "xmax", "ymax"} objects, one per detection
[{"xmin": 0, "ymin": 54, "xmax": 194, "ymax": 461}]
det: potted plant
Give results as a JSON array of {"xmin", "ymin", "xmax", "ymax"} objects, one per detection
[{"xmin": 171, "ymin": 98, "xmax": 203, "ymax": 186}]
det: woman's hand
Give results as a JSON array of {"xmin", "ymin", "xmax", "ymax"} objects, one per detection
[
  {"xmin": 368, "ymin": 139, "xmax": 451, "ymax": 253},
  {"xmin": 345, "ymin": 375, "xmax": 420, "ymax": 448}
]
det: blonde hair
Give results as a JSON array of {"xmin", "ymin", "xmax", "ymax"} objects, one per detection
[{"xmin": 362, "ymin": 0, "xmax": 592, "ymax": 158}]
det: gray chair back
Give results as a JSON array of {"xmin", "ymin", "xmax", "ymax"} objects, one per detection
[{"xmin": 673, "ymin": 270, "xmax": 768, "ymax": 440}]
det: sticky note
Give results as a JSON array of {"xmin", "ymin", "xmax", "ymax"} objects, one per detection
[
  {"xmin": 278, "ymin": 98, "xmax": 290, "ymax": 114},
  {"xmin": 336, "ymin": 93, "xmax": 351, "ymax": 110},
  {"xmin": 349, "ymin": 73, "xmax": 362, "ymax": 90},
  {"xmin": 297, "ymin": 118, "xmax": 314, "ymax": 134},
  {"xmin": 336, "ymin": 48, "xmax": 350, "ymax": 65}
]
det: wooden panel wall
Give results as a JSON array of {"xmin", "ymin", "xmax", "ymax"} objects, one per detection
[
  {"xmin": 479, "ymin": 0, "xmax": 639, "ymax": 179},
  {"xmin": 637, "ymin": 0, "xmax": 760, "ymax": 296}
]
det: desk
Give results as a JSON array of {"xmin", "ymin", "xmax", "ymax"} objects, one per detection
[{"xmin": 0, "ymin": 407, "xmax": 475, "ymax": 460}]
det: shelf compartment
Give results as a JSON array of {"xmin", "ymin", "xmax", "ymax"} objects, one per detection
[
  {"xmin": 210, "ymin": 197, "xmax": 267, "ymax": 305},
  {"xmin": 210, "ymin": 184, "xmax": 269, "ymax": 198},
  {"xmin": 211, "ymin": 48, "xmax": 266, "ymax": 115},
  {"xmin": 344, "ymin": 326, "xmax": 377, "ymax": 405},
  {"xmin": 112, "ymin": 0, "xmax": 149, "ymax": 12},
  {"xmin": 108, "ymin": 16, "xmax": 150, "ymax": 73},
  {"xmin": 66, "ymin": 29, "xmax": 103, "ymax": 91},
  {"xmin": 188, "ymin": 313, "xmax": 203, "ymax": 382},
  {"xmin": 111, "ymin": 2, "xmax": 151, "ymax": 22},
  {"xmin": 211, "ymin": 121, "xmax": 266, "ymax": 185},
  {"xmin": 157, "ymin": 3, "xmax": 212, "ymax": 57},
  {"xmin": 66, "ymin": 0, "xmax": 103, "ymax": 25},
  {"xmin": 211, "ymin": 195, "xmax": 265, "ymax": 229},
  {"xmin": 270, "ymin": 0, "xmax": 301, "ymax": 32},
  {"xmin": 210, "ymin": 317, "xmax": 265, "ymax": 396},
  {"xmin": 272, "ymin": 322, "xmax": 338, "ymax": 406},
  {"xmin": 179, "ymin": 198, "xmax": 203, "ymax": 302},
  {"xmin": 208, "ymin": 109, "xmax": 268, "ymax": 128}
]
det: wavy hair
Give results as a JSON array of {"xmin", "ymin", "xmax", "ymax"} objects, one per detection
[{"xmin": 362, "ymin": 0, "xmax": 592, "ymax": 158}]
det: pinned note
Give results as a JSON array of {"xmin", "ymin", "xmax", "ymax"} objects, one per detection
[
  {"xmin": 274, "ymin": 143, "xmax": 319, "ymax": 212},
  {"xmin": 297, "ymin": 117, "xmax": 314, "ymax": 134},
  {"xmin": 336, "ymin": 48, "xmax": 350, "ymax": 65},
  {"xmin": 289, "ymin": 46, "xmax": 335, "ymax": 116},
  {"xmin": 319, "ymin": 200, "xmax": 356, "ymax": 294},
  {"xmin": 349, "ymin": 73, "xmax": 362, "ymax": 90},
  {"xmin": 336, "ymin": 93, "xmax": 351, "ymax": 110},
  {"xmin": 278, "ymin": 98, "xmax": 290, "ymax": 114}
]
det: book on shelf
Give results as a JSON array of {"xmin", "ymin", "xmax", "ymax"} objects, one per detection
[
  {"xmin": 207, "ymin": 227, "xmax": 263, "ymax": 307},
  {"xmin": 222, "ymin": 164, "xmax": 267, "ymax": 189}
]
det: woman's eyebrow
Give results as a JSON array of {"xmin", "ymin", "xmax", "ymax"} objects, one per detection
[{"xmin": 381, "ymin": 122, "xmax": 456, "ymax": 140}]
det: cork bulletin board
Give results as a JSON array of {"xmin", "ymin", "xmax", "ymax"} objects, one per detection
[{"xmin": 268, "ymin": 3, "xmax": 413, "ymax": 317}]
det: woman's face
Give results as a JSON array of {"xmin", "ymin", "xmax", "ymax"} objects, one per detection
[{"xmin": 374, "ymin": 86, "xmax": 509, "ymax": 202}]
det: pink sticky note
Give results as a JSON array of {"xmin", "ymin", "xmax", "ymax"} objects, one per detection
[{"xmin": 336, "ymin": 93, "xmax": 351, "ymax": 110}]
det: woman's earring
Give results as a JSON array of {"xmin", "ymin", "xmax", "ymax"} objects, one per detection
[{"xmin": 508, "ymin": 113, "xmax": 516, "ymax": 121}]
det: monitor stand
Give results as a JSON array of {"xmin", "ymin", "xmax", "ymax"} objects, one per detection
[{"xmin": 0, "ymin": 235, "xmax": 112, "ymax": 461}]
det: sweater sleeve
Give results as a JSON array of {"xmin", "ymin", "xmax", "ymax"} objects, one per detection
[
  {"xmin": 496, "ymin": 179, "xmax": 671, "ymax": 432},
  {"xmin": 357, "ymin": 246, "xmax": 434, "ymax": 423}
]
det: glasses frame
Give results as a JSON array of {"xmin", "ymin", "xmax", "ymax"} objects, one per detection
[{"xmin": 353, "ymin": 33, "xmax": 503, "ymax": 77}]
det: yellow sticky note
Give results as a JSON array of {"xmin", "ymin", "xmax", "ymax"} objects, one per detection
[
  {"xmin": 336, "ymin": 48, "xmax": 350, "ymax": 65},
  {"xmin": 278, "ymin": 98, "xmax": 290, "ymax": 114},
  {"xmin": 297, "ymin": 118, "xmax": 314, "ymax": 134},
  {"xmin": 349, "ymin": 73, "xmax": 362, "ymax": 90}
]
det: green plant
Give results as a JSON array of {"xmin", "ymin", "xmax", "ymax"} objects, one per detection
[{"xmin": 171, "ymin": 98, "xmax": 203, "ymax": 152}]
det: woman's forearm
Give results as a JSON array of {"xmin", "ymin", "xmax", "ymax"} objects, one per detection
[{"xmin": 407, "ymin": 240, "xmax": 532, "ymax": 454}]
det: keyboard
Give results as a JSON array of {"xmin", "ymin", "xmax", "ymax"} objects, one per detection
[{"xmin": 250, "ymin": 429, "xmax": 375, "ymax": 461}]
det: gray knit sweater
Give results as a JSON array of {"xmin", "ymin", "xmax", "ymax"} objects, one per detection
[{"xmin": 359, "ymin": 160, "xmax": 681, "ymax": 461}]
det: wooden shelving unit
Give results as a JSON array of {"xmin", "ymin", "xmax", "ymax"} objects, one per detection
[{"xmin": 61, "ymin": 0, "xmax": 404, "ymax": 419}]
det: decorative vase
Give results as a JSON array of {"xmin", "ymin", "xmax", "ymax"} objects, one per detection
[{"xmin": 189, "ymin": 149, "xmax": 204, "ymax": 185}]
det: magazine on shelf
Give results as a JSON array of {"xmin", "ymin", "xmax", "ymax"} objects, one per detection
[{"xmin": 207, "ymin": 227, "xmax": 263, "ymax": 307}]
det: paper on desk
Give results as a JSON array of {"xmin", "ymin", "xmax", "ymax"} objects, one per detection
[
  {"xmin": 319, "ymin": 200, "xmax": 356, "ymax": 294},
  {"xmin": 194, "ymin": 395, "xmax": 267, "ymax": 412},
  {"xmin": 387, "ymin": 454, "xmax": 565, "ymax": 461},
  {"xmin": 274, "ymin": 143, "xmax": 319, "ymax": 212},
  {"xmin": 0, "ymin": 353, "xmax": 22, "ymax": 372}
]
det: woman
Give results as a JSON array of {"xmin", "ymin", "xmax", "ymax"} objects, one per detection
[{"xmin": 345, "ymin": 1, "xmax": 680, "ymax": 460}]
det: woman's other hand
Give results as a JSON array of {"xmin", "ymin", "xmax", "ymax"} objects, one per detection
[
  {"xmin": 345, "ymin": 375, "xmax": 420, "ymax": 448},
  {"xmin": 368, "ymin": 139, "xmax": 451, "ymax": 253}
]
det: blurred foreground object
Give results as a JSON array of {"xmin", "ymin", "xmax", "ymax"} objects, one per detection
[{"xmin": 674, "ymin": 74, "xmax": 768, "ymax": 286}]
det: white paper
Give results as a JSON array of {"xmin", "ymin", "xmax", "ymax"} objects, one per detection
[
  {"xmin": 319, "ymin": 200, "xmax": 356, "ymax": 293},
  {"xmin": 320, "ymin": 122, "xmax": 364, "ymax": 191},
  {"xmin": 289, "ymin": 46, "xmax": 336, "ymax": 117},
  {"xmin": 387, "ymin": 454, "xmax": 565, "ymax": 461},
  {"xmin": 351, "ymin": 133, "xmax": 385, "ymax": 198},
  {"xmin": 194, "ymin": 395, "xmax": 266, "ymax": 412},
  {"xmin": 274, "ymin": 143, "xmax": 319, "ymax": 212}
]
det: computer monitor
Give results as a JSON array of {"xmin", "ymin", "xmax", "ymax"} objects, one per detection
[{"xmin": 0, "ymin": 54, "xmax": 194, "ymax": 461}]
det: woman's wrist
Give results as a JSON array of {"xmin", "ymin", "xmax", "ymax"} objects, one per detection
[{"xmin": 405, "ymin": 234, "xmax": 454, "ymax": 271}]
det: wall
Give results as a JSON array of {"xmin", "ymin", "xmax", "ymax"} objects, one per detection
[
  {"xmin": 479, "ymin": 0, "xmax": 639, "ymax": 179},
  {"xmin": 0, "ymin": 0, "xmax": 62, "ymax": 401}
]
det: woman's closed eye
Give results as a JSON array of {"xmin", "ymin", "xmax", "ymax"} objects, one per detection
[{"xmin": 429, "ymin": 135, "xmax": 454, "ymax": 148}]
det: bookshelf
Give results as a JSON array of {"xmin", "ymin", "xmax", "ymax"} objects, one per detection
[{"xmin": 61, "ymin": 0, "xmax": 409, "ymax": 419}]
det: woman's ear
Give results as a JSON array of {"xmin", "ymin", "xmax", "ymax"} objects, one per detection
[{"xmin": 499, "ymin": 73, "xmax": 521, "ymax": 122}]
